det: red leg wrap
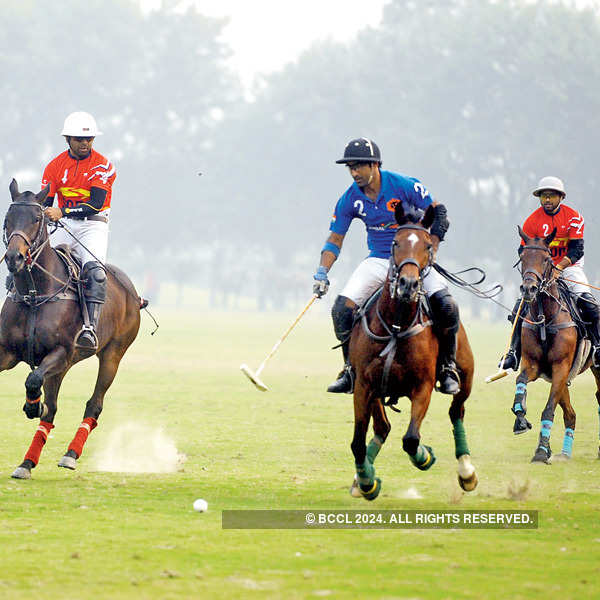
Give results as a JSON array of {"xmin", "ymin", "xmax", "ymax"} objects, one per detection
[
  {"xmin": 68, "ymin": 417, "xmax": 98, "ymax": 458},
  {"xmin": 24, "ymin": 421, "xmax": 55, "ymax": 466}
]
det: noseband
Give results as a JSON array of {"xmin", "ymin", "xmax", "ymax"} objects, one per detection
[
  {"xmin": 389, "ymin": 224, "xmax": 433, "ymax": 299},
  {"xmin": 3, "ymin": 201, "xmax": 47, "ymax": 260}
]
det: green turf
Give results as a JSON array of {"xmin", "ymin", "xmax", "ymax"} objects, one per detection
[{"xmin": 1, "ymin": 309, "xmax": 599, "ymax": 599}]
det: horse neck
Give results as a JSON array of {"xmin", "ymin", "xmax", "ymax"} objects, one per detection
[
  {"xmin": 530, "ymin": 282, "xmax": 563, "ymax": 321},
  {"xmin": 13, "ymin": 242, "xmax": 65, "ymax": 296},
  {"xmin": 377, "ymin": 280, "xmax": 419, "ymax": 330}
]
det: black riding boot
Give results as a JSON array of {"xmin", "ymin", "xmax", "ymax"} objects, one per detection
[
  {"xmin": 76, "ymin": 262, "xmax": 106, "ymax": 351},
  {"xmin": 577, "ymin": 293, "xmax": 600, "ymax": 368},
  {"xmin": 499, "ymin": 298, "xmax": 523, "ymax": 371},
  {"xmin": 429, "ymin": 290, "xmax": 460, "ymax": 395},
  {"xmin": 327, "ymin": 295, "xmax": 355, "ymax": 394}
]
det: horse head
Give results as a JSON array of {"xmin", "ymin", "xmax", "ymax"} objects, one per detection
[
  {"xmin": 389, "ymin": 202, "xmax": 435, "ymax": 302},
  {"xmin": 518, "ymin": 225, "xmax": 556, "ymax": 303},
  {"xmin": 4, "ymin": 179, "xmax": 50, "ymax": 274}
]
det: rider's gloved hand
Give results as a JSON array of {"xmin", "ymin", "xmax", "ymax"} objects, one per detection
[{"xmin": 313, "ymin": 266, "xmax": 330, "ymax": 297}]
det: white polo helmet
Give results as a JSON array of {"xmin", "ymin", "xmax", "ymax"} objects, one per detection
[
  {"xmin": 61, "ymin": 111, "xmax": 102, "ymax": 137},
  {"xmin": 533, "ymin": 176, "xmax": 565, "ymax": 197}
]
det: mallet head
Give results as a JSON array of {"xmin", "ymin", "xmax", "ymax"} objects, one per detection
[{"xmin": 240, "ymin": 364, "xmax": 268, "ymax": 391}]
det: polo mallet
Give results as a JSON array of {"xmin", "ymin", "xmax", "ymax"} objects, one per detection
[
  {"xmin": 485, "ymin": 297, "xmax": 525, "ymax": 383},
  {"xmin": 240, "ymin": 294, "xmax": 318, "ymax": 391}
]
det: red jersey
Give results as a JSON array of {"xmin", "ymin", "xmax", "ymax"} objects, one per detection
[
  {"xmin": 522, "ymin": 204, "xmax": 584, "ymax": 266},
  {"xmin": 41, "ymin": 149, "xmax": 116, "ymax": 213}
]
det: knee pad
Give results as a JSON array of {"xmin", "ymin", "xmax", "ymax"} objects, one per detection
[
  {"xmin": 577, "ymin": 292, "xmax": 600, "ymax": 320},
  {"xmin": 331, "ymin": 295, "xmax": 354, "ymax": 341},
  {"xmin": 429, "ymin": 290, "xmax": 459, "ymax": 331},
  {"xmin": 82, "ymin": 261, "xmax": 107, "ymax": 303}
]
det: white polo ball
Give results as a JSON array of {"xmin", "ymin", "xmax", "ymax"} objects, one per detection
[{"xmin": 193, "ymin": 498, "xmax": 208, "ymax": 512}]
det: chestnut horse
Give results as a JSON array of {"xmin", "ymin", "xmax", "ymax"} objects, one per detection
[
  {"xmin": 512, "ymin": 227, "xmax": 600, "ymax": 463},
  {"xmin": 349, "ymin": 203, "xmax": 478, "ymax": 500},
  {"xmin": 2, "ymin": 180, "xmax": 142, "ymax": 479}
]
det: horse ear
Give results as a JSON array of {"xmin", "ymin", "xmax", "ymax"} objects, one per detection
[
  {"xmin": 394, "ymin": 200, "xmax": 406, "ymax": 225},
  {"xmin": 545, "ymin": 227, "xmax": 557, "ymax": 246},
  {"xmin": 9, "ymin": 179, "xmax": 19, "ymax": 201},
  {"xmin": 517, "ymin": 225, "xmax": 529, "ymax": 244},
  {"xmin": 36, "ymin": 184, "xmax": 50, "ymax": 205},
  {"xmin": 421, "ymin": 204, "xmax": 435, "ymax": 230}
]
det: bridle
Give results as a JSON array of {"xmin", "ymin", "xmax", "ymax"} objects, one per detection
[
  {"xmin": 519, "ymin": 244, "xmax": 553, "ymax": 297},
  {"xmin": 3, "ymin": 201, "xmax": 48, "ymax": 264},
  {"xmin": 388, "ymin": 224, "xmax": 433, "ymax": 300}
]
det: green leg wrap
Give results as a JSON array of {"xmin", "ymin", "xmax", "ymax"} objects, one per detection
[
  {"xmin": 452, "ymin": 419, "xmax": 470, "ymax": 459},
  {"xmin": 409, "ymin": 444, "xmax": 436, "ymax": 471},
  {"xmin": 366, "ymin": 435, "xmax": 384, "ymax": 464},
  {"xmin": 355, "ymin": 459, "xmax": 375, "ymax": 488}
]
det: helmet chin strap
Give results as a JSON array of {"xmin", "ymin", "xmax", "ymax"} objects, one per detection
[{"xmin": 367, "ymin": 172, "xmax": 373, "ymax": 185}]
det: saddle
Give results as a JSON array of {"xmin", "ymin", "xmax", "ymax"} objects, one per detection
[{"xmin": 522, "ymin": 281, "xmax": 591, "ymax": 383}]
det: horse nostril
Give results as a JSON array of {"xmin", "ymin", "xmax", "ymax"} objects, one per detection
[
  {"xmin": 399, "ymin": 276, "xmax": 407, "ymax": 288},
  {"xmin": 411, "ymin": 279, "xmax": 419, "ymax": 291}
]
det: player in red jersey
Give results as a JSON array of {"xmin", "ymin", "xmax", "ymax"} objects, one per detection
[
  {"xmin": 501, "ymin": 176, "xmax": 600, "ymax": 370},
  {"xmin": 41, "ymin": 112, "xmax": 116, "ymax": 350}
]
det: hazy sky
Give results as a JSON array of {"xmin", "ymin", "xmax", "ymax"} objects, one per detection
[{"xmin": 142, "ymin": 0, "xmax": 389, "ymax": 88}]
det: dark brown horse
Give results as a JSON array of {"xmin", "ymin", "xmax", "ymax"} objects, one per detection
[
  {"xmin": 511, "ymin": 227, "xmax": 600, "ymax": 463},
  {"xmin": 349, "ymin": 203, "xmax": 477, "ymax": 500},
  {"xmin": 2, "ymin": 179, "xmax": 142, "ymax": 479}
]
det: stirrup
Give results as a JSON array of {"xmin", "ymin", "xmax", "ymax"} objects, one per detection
[
  {"xmin": 436, "ymin": 365, "xmax": 460, "ymax": 395},
  {"xmin": 593, "ymin": 345, "xmax": 600, "ymax": 369},
  {"xmin": 499, "ymin": 349, "xmax": 519, "ymax": 371},
  {"xmin": 327, "ymin": 365, "xmax": 354, "ymax": 394},
  {"xmin": 75, "ymin": 326, "xmax": 98, "ymax": 350}
]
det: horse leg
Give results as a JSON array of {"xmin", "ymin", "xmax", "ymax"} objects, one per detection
[
  {"xmin": 11, "ymin": 348, "xmax": 68, "ymax": 480},
  {"xmin": 449, "ymin": 393, "xmax": 478, "ymax": 492},
  {"xmin": 511, "ymin": 363, "xmax": 539, "ymax": 435},
  {"xmin": 350, "ymin": 380, "xmax": 381, "ymax": 501},
  {"xmin": 403, "ymin": 384, "xmax": 435, "ymax": 471},
  {"xmin": 350, "ymin": 398, "xmax": 389, "ymax": 499},
  {"xmin": 59, "ymin": 342, "xmax": 126, "ymax": 470},
  {"xmin": 552, "ymin": 386, "xmax": 576, "ymax": 461},
  {"xmin": 531, "ymin": 362, "xmax": 570, "ymax": 464},
  {"xmin": 590, "ymin": 366, "xmax": 600, "ymax": 459}
]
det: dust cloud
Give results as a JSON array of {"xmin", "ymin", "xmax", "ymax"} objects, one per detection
[{"xmin": 92, "ymin": 423, "xmax": 186, "ymax": 473}]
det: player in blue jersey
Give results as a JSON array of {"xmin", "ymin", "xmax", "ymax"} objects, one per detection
[{"xmin": 313, "ymin": 138, "xmax": 460, "ymax": 395}]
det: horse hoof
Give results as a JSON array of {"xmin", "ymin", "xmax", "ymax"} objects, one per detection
[
  {"xmin": 552, "ymin": 453, "xmax": 571, "ymax": 462},
  {"xmin": 458, "ymin": 471, "xmax": 478, "ymax": 492},
  {"xmin": 411, "ymin": 445, "xmax": 436, "ymax": 471},
  {"xmin": 513, "ymin": 416, "xmax": 532, "ymax": 435},
  {"xmin": 349, "ymin": 476, "xmax": 362, "ymax": 498},
  {"xmin": 58, "ymin": 455, "xmax": 77, "ymax": 470},
  {"xmin": 531, "ymin": 450, "xmax": 551, "ymax": 464},
  {"xmin": 360, "ymin": 477, "xmax": 382, "ymax": 501},
  {"xmin": 11, "ymin": 466, "xmax": 31, "ymax": 479}
]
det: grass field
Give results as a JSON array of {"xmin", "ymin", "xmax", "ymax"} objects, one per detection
[{"xmin": 1, "ymin": 307, "xmax": 599, "ymax": 599}]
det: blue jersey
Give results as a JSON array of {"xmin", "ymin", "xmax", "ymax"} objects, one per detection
[{"xmin": 329, "ymin": 170, "xmax": 434, "ymax": 259}]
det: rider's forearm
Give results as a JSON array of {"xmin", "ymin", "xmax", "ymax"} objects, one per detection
[{"xmin": 319, "ymin": 233, "xmax": 344, "ymax": 270}]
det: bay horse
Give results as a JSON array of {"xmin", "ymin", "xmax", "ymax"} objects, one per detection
[
  {"xmin": 512, "ymin": 226, "xmax": 600, "ymax": 463},
  {"xmin": 349, "ymin": 203, "xmax": 478, "ymax": 500},
  {"xmin": 2, "ymin": 179, "xmax": 142, "ymax": 479}
]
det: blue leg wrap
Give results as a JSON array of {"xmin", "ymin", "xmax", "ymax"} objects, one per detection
[
  {"xmin": 540, "ymin": 419, "xmax": 553, "ymax": 440},
  {"xmin": 562, "ymin": 428, "xmax": 574, "ymax": 457},
  {"xmin": 512, "ymin": 382, "xmax": 527, "ymax": 415}
]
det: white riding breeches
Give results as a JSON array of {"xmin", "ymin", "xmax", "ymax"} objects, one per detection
[
  {"xmin": 340, "ymin": 256, "xmax": 448, "ymax": 306},
  {"xmin": 561, "ymin": 265, "xmax": 591, "ymax": 297},
  {"xmin": 49, "ymin": 218, "xmax": 109, "ymax": 267}
]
